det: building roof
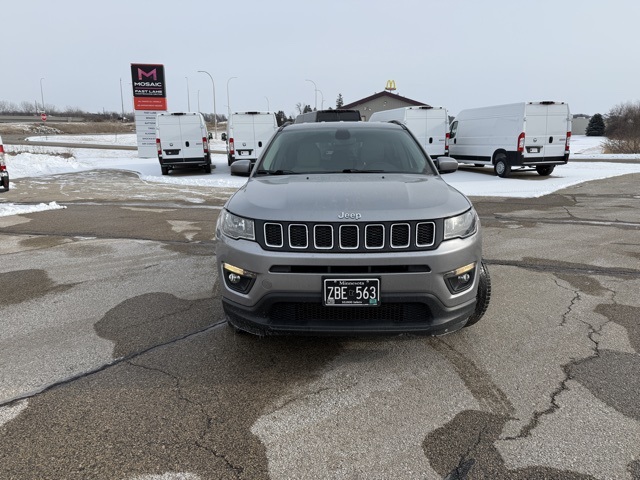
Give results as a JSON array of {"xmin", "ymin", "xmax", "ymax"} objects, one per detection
[{"xmin": 342, "ymin": 90, "xmax": 429, "ymax": 109}]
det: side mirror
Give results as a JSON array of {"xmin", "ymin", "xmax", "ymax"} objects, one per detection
[
  {"xmin": 230, "ymin": 159, "xmax": 253, "ymax": 176},
  {"xmin": 221, "ymin": 132, "xmax": 227, "ymax": 141},
  {"xmin": 436, "ymin": 157, "xmax": 458, "ymax": 174}
]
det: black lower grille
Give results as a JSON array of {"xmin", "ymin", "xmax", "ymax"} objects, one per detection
[{"xmin": 269, "ymin": 302, "xmax": 431, "ymax": 324}]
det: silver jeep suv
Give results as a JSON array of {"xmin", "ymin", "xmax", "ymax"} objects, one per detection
[{"xmin": 215, "ymin": 121, "xmax": 490, "ymax": 335}]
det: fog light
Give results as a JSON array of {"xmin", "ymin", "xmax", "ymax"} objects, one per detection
[
  {"xmin": 222, "ymin": 262, "xmax": 257, "ymax": 294},
  {"xmin": 444, "ymin": 262, "xmax": 476, "ymax": 294}
]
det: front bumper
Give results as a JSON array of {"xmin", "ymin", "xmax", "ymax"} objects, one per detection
[
  {"xmin": 223, "ymin": 292, "xmax": 475, "ymax": 336},
  {"xmin": 216, "ymin": 230, "xmax": 482, "ymax": 336}
]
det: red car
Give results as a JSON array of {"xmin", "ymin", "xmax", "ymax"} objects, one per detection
[{"xmin": 0, "ymin": 135, "xmax": 8, "ymax": 191}]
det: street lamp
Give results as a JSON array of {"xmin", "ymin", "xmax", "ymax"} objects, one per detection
[
  {"xmin": 227, "ymin": 76, "xmax": 238, "ymax": 118},
  {"xmin": 305, "ymin": 79, "xmax": 317, "ymax": 110},
  {"xmin": 40, "ymin": 77, "xmax": 45, "ymax": 113},
  {"xmin": 185, "ymin": 77, "xmax": 191, "ymax": 111},
  {"xmin": 198, "ymin": 70, "xmax": 218, "ymax": 139},
  {"xmin": 317, "ymin": 89, "xmax": 324, "ymax": 110},
  {"xmin": 119, "ymin": 78, "xmax": 125, "ymax": 121},
  {"xmin": 265, "ymin": 96, "xmax": 270, "ymax": 112}
]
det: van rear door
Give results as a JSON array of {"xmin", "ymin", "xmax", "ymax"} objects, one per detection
[
  {"xmin": 232, "ymin": 113, "xmax": 277, "ymax": 161},
  {"xmin": 231, "ymin": 114, "xmax": 258, "ymax": 161},
  {"xmin": 158, "ymin": 114, "xmax": 184, "ymax": 159},
  {"xmin": 178, "ymin": 114, "xmax": 206, "ymax": 161},
  {"xmin": 524, "ymin": 103, "xmax": 569, "ymax": 159},
  {"xmin": 251, "ymin": 114, "xmax": 277, "ymax": 160}
]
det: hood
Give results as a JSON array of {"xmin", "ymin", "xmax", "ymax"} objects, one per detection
[{"xmin": 226, "ymin": 173, "xmax": 471, "ymax": 222}]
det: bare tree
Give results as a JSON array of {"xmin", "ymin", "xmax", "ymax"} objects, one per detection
[
  {"xmin": 295, "ymin": 102, "xmax": 312, "ymax": 115},
  {"xmin": 604, "ymin": 101, "xmax": 640, "ymax": 154}
]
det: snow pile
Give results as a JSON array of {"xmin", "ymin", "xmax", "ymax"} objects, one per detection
[
  {"xmin": 0, "ymin": 201, "xmax": 66, "ymax": 217},
  {"xmin": 571, "ymin": 135, "xmax": 605, "ymax": 154},
  {"xmin": 6, "ymin": 152, "xmax": 95, "ymax": 178},
  {"xmin": 29, "ymin": 133, "xmax": 138, "ymax": 146}
]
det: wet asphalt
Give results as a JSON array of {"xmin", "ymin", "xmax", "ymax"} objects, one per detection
[{"xmin": 0, "ymin": 167, "xmax": 639, "ymax": 479}]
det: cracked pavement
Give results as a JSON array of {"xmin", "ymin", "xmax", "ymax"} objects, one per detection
[{"xmin": 0, "ymin": 170, "xmax": 639, "ymax": 479}]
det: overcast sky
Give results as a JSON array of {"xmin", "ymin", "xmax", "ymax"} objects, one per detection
[{"xmin": 3, "ymin": 0, "xmax": 638, "ymax": 118}]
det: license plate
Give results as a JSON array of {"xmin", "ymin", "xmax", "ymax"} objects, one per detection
[
  {"xmin": 529, "ymin": 147, "xmax": 540, "ymax": 153},
  {"xmin": 323, "ymin": 278, "xmax": 380, "ymax": 307}
]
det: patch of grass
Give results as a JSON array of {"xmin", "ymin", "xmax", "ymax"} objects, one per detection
[{"xmin": 603, "ymin": 139, "xmax": 640, "ymax": 154}]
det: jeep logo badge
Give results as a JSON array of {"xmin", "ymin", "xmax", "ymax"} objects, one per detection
[{"xmin": 338, "ymin": 212, "xmax": 362, "ymax": 220}]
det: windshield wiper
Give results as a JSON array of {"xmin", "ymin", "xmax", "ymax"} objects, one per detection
[
  {"xmin": 342, "ymin": 168, "xmax": 386, "ymax": 173},
  {"xmin": 255, "ymin": 169, "xmax": 297, "ymax": 175}
]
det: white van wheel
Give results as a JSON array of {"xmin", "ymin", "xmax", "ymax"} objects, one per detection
[
  {"xmin": 494, "ymin": 154, "xmax": 510, "ymax": 178},
  {"xmin": 536, "ymin": 165, "xmax": 555, "ymax": 176}
]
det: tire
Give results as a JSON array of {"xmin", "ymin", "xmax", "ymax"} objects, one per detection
[
  {"xmin": 204, "ymin": 163, "xmax": 212, "ymax": 174},
  {"xmin": 161, "ymin": 166, "xmax": 169, "ymax": 175},
  {"xmin": 2, "ymin": 175, "xmax": 8, "ymax": 191},
  {"xmin": 536, "ymin": 165, "xmax": 555, "ymax": 176},
  {"xmin": 494, "ymin": 154, "xmax": 510, "ymax": 178},
  {"xmin": 227, "ymin": 154, "xmax": 234, "ymax": 166},
  {"xmin": 464, "ymin": 260, "xmax": 491, "ymax": 328}
]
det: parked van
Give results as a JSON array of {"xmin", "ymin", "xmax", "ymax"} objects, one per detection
[
  {"xmin": 449, "ymin": 101, "xmax": 571, "ymax": 177},
  {"xmin": 222, "ymin": 112, "xmax": 278, "ymax": 166},
  {"xmin": 368, "ymin": 106, "xmax": 450, "ymax": 158},
  {"xmin": 0, "ymin": 135, "xmax": 8, "ymax": 191},
  {"xmin": 156, "ymin": 112, "xmax": 213, "ymax": 175},
  {"xmin": 294, "ymin": 109, "xmax": 362, "ymax": 123}
]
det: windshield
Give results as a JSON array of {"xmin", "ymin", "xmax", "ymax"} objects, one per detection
[{"xmin": 256, "ymin": 126, "xmax": 435, "ymax": 175}]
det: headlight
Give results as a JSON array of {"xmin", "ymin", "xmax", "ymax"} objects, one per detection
[
  {"xmin": 444, "ymin": 209, "xmax": 477, "ymax": 240},
  {"xmin": 217, "ymin": 209, "xmax": 255, "ymax": 241}
]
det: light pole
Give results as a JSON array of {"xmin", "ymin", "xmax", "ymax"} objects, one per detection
[
  {"xmin": 226, "ymin": 76, "xmax": 238, "ymax": 118},
  {"xmin": 198, "ymin": 70, "xmax": 218, "ymax": 139},
  {"xmin": 39, "ymin": 77, "xmax": 45, "ymax": 113},
  {"xmin": 317, "ymin": 89, "xmax": 324, "ymax": 110},
  {"xmin": 119, "ymin": 78, "xmax": 125, "ymax": 121},
  {"xmin": 265, "ymin": 96, "xmax": 270, "ymax": 112},
  {"xmin": 185, "ymin": 77, "xmax": 191, "ymax": 111},
  {"xmin": 305, "ymin": 79, "xmax": 317, "ymax": 110}
]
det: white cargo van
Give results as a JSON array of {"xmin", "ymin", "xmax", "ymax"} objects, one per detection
[
  {"xmin": 156, "ymin": 112, "xmax": 213, "ymax": 175},
  {"xmin": 368, "ymin": 106, "xmax": 449, "ymax": 158},
  {"xmin": 449, "ymin": 101, "xmax": 571, "ymax": 177},
  {"xmin": 222, "ymin": 112, "xmax": 278, "ymax": 166}
]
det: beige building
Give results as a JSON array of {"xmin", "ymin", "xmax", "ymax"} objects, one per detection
[{"xmin": 342, "ymin": 91, "xmax": 430, "ymax": 122}]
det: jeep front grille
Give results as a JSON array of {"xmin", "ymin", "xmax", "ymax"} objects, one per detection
[{"xmin": 260, "ymin": 221, "xmax": 437, "ymax": 253}]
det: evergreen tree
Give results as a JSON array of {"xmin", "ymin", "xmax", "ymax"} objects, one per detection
[
  {"xmin": 336, "ymin": 93, "xmax": 344, "ymax": 109},
  {"xmin": 586, "ymin": 113, "xmax": 605, "ymax": 136},
  {"xmin": 275, "ymin": 110, "xmax": 287, "ymax": 126}
]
